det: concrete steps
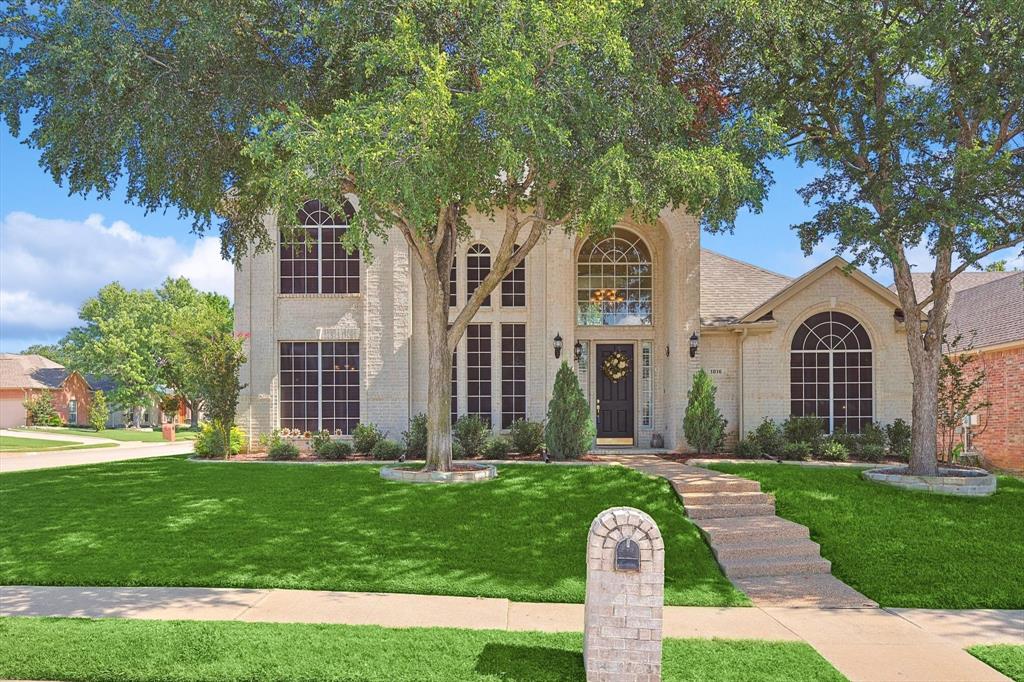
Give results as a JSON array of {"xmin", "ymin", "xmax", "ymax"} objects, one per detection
[
  {"xmin": 682, "ymin": 491, "xmax": 774, "ymax": 505},
  {"xmin": 670, "ymin": 476, "xmax": 761, "ymax": 494},
  {"xmin": 720, "ymin": 555, "xmax": 832, "ymax": 579},
  {"xmin": 712, "ymin": 538, "xmax": 822, "ymax": 562},
  {"xmin": 684, "ymin": 503, "xmax": 777, "ymax": 520},
  {"xmin": 693, "ymin": 515, "xmax": 811, "ymax": 544}
]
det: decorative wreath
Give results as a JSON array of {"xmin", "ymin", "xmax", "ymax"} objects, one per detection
[{"xmin": 602, "ymin": 351, "xmax": 631, "ymax": 382}]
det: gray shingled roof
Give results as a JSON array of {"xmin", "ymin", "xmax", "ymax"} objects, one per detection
[
  {"xmin": 700, "ymin": 249, "xmax": 792, "ymax": 326},
  {"xmin": 894, "ymin": 271, "xmax": 1016, "ymax": 311},
  {"xmin": 946, "ymin": 272, "xmax": 1024, "ymax": 350},
  {"xmin": 0, "ymin": 354, "xmax": 72, "ymax": 390}
]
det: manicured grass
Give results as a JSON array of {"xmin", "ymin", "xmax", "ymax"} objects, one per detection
[
  {"xmin": 0, "ymin": 617, "xmax": 846, "ymax": 681},
  {"xmin": 706, "ymin": 463, "xmax": 1024, "ymax": 608},
  {"xmin": 0, "ymin": 435, "xmax": 117, "ymax": 453},
  {"xmin": 0, "ymin": 458, "xmax": 746, "ymax": 606},
  {"xmin": 54, "ymin": 427, "xmax": 198, "ymax": 442},
  {"xmin": 969, "ymin": 645, "xmax": 1024, "ymax": 681}
]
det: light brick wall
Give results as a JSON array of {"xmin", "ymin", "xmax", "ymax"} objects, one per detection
[{"xmin": 732, "ymin": 268, "xmax": 914, "ymax": 438}]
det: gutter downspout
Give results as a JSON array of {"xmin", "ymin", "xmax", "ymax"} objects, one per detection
[{"xmin": 737, "ymin": 328, "xmax": 748, "ymax": 437}]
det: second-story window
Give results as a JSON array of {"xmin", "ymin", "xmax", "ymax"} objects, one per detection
[
  {"xmin": 501, "ymin": 245, "xmax": 526, "ymax": 307},
  {"xmin": 466, "ymin": 243, "xmax": 491, "ymax": 306},
  {"xmin": 280, "ymin": 200, "xmax": 359, "ymax": 295}
]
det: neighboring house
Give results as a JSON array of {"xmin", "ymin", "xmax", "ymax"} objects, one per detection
[
  {"xmin": 941, "ymin": 272, "xmax": 1022, "ymax": 473},
  {"xmin": 87, "ymin": 377, "xmax": 193, "ymax": 428},
  {"xmin": 235, "ymin": 203, "xmax": 914, "ymax": 451},
  {"xmin": 0, "ymin": 354, "xmax": 94, "ymax": 428}
]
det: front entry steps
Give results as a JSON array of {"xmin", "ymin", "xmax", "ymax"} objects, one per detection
[{"xmin": 613, "ymin": 456, "xmax": 876, "ymax": 608}]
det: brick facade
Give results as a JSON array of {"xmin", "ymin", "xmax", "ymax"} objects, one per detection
[
  {"xmin": 955, "ymin": 344, "xmax": 1024, "ymax": 473},
  {"xmin": 234, "ymin": 207, "xmax": 914, "ymax": 451}
]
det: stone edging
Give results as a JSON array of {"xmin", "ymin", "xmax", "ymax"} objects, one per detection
[
  {"xmin": 380, "ymin": 463, "xmax": 498, "ymax": 483},
  {"xmin": 688, "ymin": 458, "xmax": 878, "ymax": 468},
  {"xmin": 862, "ymin": 466, "xmax": 997, "ymax": 496}
]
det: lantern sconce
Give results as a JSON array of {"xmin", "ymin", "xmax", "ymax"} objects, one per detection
[
  {"xmin": 553, "ymin": 333, "xmax": 564, "ymax": 359},
  {"xmin": 689, "ymin": 332, "xmax": 699, "ymax": 358},
  {"xmin": 574, "ymin": 340, "xmax": 584, "ymax": 363}
]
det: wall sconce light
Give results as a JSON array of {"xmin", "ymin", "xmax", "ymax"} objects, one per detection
[
  {"xmin": 574, "ymin": 340, "xmax": 583, "ymax": 363},
  {"xmin": 666, "ymin": 345, "xmax": 670, "ymax": 358},
  {"xmin": 689, "ymin": 332, "xmax": 699, "ymax": 358},
  {"xmin": 553, "ymin": 333, "xmax": 564, "ymax": 359}
]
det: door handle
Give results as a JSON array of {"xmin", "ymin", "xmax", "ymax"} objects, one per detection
[{"xmin": 596, "ymin": 399, "xmax": 601, "ymax": 415}]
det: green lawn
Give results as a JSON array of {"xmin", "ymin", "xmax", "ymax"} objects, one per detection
[
  {"xmin": 53, "ymin": 427, "xmax": 198, "ymax": 442},
  {"xmin": 0, "ymin": 435, "xmax": 118, "ymax": 453},
  {"xmin": 969, "ymin": 645, "xmax": 1024, "ymax": 681},
  {"xmin": 706, "ymin": 463, "xmax": 1024, "ymax": 608},
  {"xmin": 0, "ymin": 458, "xmax": 746, "ymax": 606},
  {"xmin": 0, "ymin": 617, "xmax": 845, "ymax": 682}
]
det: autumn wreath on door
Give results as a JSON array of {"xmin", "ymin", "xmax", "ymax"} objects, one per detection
[{"xmin": 602, "ymin": 351, "xmax": 631, "ymax": 382}]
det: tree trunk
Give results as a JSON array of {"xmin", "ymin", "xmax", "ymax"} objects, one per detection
[
  {"xmin": 906, "ymin": 340, "xmax": 941, "ymax": 476},
  {"xmin": 131, "ymin": 406, "xmax": 142, "ymax": 429},
  {"xmin": 423, "ymin": 289, "xmax": 454, "ymax": 472},
  {"xmin": 190, "ymin": 400, "xmax": 200, "ymax": 429}
]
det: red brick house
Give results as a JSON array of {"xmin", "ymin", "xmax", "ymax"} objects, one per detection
[
  {"xmin": 0, "ymin": 354, "xmax": 95, "ymax": 428},
  {"xmin": 943, "ymin": 272, "xmax": 1024, "ymax": 473}
]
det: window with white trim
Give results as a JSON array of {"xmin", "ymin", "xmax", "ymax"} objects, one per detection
[
  {"xmin": 501, "ymin": 323, "xmax": 526, "ymax": 428},
  {"xmin": 280, "ymin": 341, "xmax": 360, "ymax": 434},
  {"xmin": 640, "ymin": 341, "xmax": 653, "ymax": 428},
  {"xmin": 501, "ymin": 245, "xmax": 526, "ymax": 307},
  {"xmin": 576, "ymin": 228, "xmax": 653, "ymax": 326},
  {"xmin": 790, "ymin": 311, "xmax": 873, "ymax": 433},
  {"xmin": 466, "ymin": 244, "xmax": 491, "ymax": 306},
  {"xmin": 279, "ymin": 200, "xmax": 359, "ymax": 294},
  {"xmin": 467, "ymin": 323, "xmax": 492, "ymax": 426}
]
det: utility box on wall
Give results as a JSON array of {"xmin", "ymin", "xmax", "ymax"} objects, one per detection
[{"xmin": 584, "ymin": 506, "xmax": 665, "ymax": 681}]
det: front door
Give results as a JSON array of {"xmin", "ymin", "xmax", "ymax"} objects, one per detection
[{"xmin": 595, "ymin": 344, "xmax": 635, "ymax": 445}]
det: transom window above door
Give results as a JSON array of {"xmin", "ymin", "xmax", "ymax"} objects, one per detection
[
  {"xmin": 279, "ymin": 199, "xmax": 359, "ymax": 295},
  {"xmin": 577, "ymin": 228, "xmax": 653, "ymax": 326}
]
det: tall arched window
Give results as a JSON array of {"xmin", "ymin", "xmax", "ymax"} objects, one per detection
[
  {"xmin": 280, "ymin": 199, "xmax": 359, "ymax": 294},
  {"xmin": 467, "ymin": 243, "xmax": 491, "ymax": 306},
  {"xmin": 501, "ymin": 245, "xmax": 526, "ymax": 307},
  {"xmin": 576, "ymin": 229, "xmax": 653, "ymax": 326},
  {"xmin": 791, "ymin": 311, "xmax": 873, "ymax": 433}
]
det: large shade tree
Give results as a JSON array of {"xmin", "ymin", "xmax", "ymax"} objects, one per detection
[
  {"xmin": 754, "ymin": 0, "xmax": 1023, "ymax": 475},
  {"xmin": 2, "ymin": 0, "xmax": 779, "ymax": 470}
]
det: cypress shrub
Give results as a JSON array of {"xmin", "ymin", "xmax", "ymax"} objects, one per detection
[
  {"xmin": 544, "ymin": 361, "xmax": 595, "ymax": 460},
  {"xmin": 683, "ymin": 369, "xmax": 727, "ymax": 455}
]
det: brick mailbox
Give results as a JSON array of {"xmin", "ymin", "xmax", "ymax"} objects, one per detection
[{"xmin": 584, "ymin": 506, "xmax": 665, "ymax": 682}]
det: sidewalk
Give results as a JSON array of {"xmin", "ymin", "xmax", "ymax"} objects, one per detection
[
  {"xmin": 0, "ymin": 435, "xmax": 194, "ymax": 473},
  {"xmin": 3, "ymin": 586, "xmax": 1020, "ymax": 681}
]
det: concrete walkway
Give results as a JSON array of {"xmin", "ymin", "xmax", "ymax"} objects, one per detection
[
  {"xmin": 2, "ymin": 586, "xmax": 1019, "ymax": 681},
  {"xmin": 609, "ymin": 454, "xmax": 875, "ymax": 608},
  {"xmin": 0, "ymin": 429, "xmax": 194, "ymax": 473}
]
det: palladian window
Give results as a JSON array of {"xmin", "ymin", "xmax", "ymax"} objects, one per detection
[
  {"xmin": 790, "ymin": 311, "xmax": 873, "ymax": 433},
  {"xmin": 576, "ymin": 229, "xmax": 653, "ymax": 326},
  {"xmin": 279, "ymin": 199, "xmax": 359, "ymax": 295}
]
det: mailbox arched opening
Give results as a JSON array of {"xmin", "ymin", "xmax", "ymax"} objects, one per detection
[{"xmin": 614, "ymin": 538, "xmax": 641, "ymax": 572}]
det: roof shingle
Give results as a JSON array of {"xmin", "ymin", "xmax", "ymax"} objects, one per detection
[
  {"xmin": 699, "ymin": 249, "xmax": 792, "ymax": 326},
  {"xmin": 946, "ymin": 272, "xmax": 1024, "ymax": 350},
  {"xmin": 0, "ymin": 354, "xmax": 71, "ymax": 390}
]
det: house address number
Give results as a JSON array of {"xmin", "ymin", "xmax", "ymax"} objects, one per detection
[{"xmin": 708, "ymin": 368, "xmax": 724, "ymax": 375}]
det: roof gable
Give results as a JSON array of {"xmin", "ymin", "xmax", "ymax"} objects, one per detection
[
  {"xmin": 699, "ymin": 249, "xmax": 792, "ymax": 326},
  {"xmin": 739, "ymin": 256, "xmax": 901, "ymax": 324}
]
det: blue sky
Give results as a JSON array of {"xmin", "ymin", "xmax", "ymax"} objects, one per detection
[{"xmin": 1, "ymin": 123, "xmax": 1018, "ymax": 353}]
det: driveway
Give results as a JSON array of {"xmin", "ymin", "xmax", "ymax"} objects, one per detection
[{"xmin": 0, "ymin": 429, "xmax": 194, "ymax": 473}]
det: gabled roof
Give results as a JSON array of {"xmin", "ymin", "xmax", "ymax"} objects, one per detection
[
  {"xmin": 699, "ymin": 249, "xmax": 792, "ymax": 326},
  {"xmin": 946, "ymin": 271, "xmax": 1024, "ymax": 351},
  {"xmin": 738, "ymin": 256, "xmax": 901, "ymax": 324},
  {"xmin": 0, "ymin": 353, "xmax": 72, "ymax": 390},
  {"xmin": 891, "ymin": 271, "xmax": 1016, "ymax": 312}
]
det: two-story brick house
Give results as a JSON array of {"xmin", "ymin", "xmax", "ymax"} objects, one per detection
[{"xmin": 234, "ymin": 202, "xmax": 913, "ymax": 451}]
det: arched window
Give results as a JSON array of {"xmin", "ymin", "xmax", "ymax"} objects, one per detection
[
  {"xmin": 280, "ymin": 200, "xmax": 359, "ymax": 294},
  {"xmin": 790, "ymin": 311, "xmax": 873, "ymax": 433},
  {"xmin": 467, "ymin": 243, "xmax": 491, "ymax": 306},
  {"xmin": 576, "ymin": 229, "xmax": 653, "ymax": 326}
]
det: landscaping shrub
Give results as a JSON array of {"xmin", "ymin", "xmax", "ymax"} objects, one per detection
[
  {"xmin": 352, "ymin": 423, "xmax": 385, "ymax": 453},
  {"xmin": 370, "ymin": 438, "xmax": 404, "ymax": 460},
  {"xmin": 453, "ymin": 415, "xmax": 489, "ymax": 456},
  {"xmin": 88, "ymin": 390, "xmax": 109, "ymax": 432},
  {"xmin": 508, "ymin": 418, "xmax": 544, "ymax": 455},
  {"xmin": 859, "ymin": 421, "xmax": 888, "ymax": 450},
  {"xmin": 310, "ymin": 430, "xmax": 333, "ymax": 456},
  {"xmin": 268, "ymin": 437, "xmax": 299, "ymax": 460},
  {"xmin": 783, "ymin": 416, "xmax": 824, "ymax": 453},
  {"xmin": 734, "ymin": 438, "xmax": 761, "ymax": 459},
  {"xmin": 829, "ymin": 426, "xmax": 859, "ymax": 454},
  {"xmin": 859, "ymin": 444, "xmax": 886, "ymax": 463},
  {"xmin": 482, "ymin": 435, "xmax": 513, "ymax": 459},
  {"xmin": 544, "ymin": 361, "xmax": 595, "ymax": 460},
  {"xmin": 751, "ymin": 418, "xmax": 785, "ymax": 456},
  {"xmin": 683, "ymin": 369, "xmax": 727, "ymax": 454},
  {"xmin": 819, "ymin": 439, "xmax": 849, "ymax": 462},
  {"xmin": 402, "ymin": 413, "xmax": 428, "ymax": 458},
  {"xmin": 319, "ymin": 440, "xmax": 353, "ymax": 460},
  {"xmin": 885, "ymin": 419, "xmax": 912, "ymax": 461},
  {"xmin": 23, "ymin": 393, "xmax": 61, "ymax": 427},
  {"xmin": 780, "ymin": 441, "xmax": 813, "ymax": 461},
  {"xmin": 194, "ymin": 423, "xmax": 246, "ymax": 458}
]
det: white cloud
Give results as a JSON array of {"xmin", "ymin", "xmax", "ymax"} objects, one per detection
[{"xmin": 0, "ymin": 211, "xmax": 234, "ymax": 351}]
